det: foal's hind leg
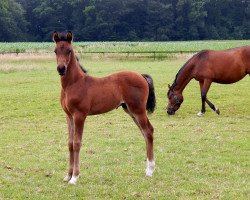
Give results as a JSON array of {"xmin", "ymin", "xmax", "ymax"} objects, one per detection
[
  {"xmin": 124, "ymin": 105, "xmax": 155, "ymax": 176},
  {"xmin": 135, "ymin": 113, "xmax": 155, "ymax": 177}
]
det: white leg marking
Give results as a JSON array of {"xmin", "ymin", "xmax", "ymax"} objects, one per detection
[
  {"xmin": 63, "ymin": 175, "xmax": 72, "ymax": 182},
  {"xmin": 145, "ymin": 159, "xmax": 155, "ymax": 177},
  {"xmin": 197, "ymin": 111, "xmax": 204, "ymax": 117},
  {"xmin": 68, "ymin": 175, "xmax": 79, "ymax": 185},
  {"xmin": 215, "ymin": 107, "xmax": 220, "ymax": 115}
]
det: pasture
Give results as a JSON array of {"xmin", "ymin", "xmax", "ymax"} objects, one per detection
[{"xmin": 0, "ymin": 43, "xmax": 249, "ymax": 199}]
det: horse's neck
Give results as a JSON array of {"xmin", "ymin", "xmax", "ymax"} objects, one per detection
[
  {"xmin": 61, "ymin": 52, "xmax": 85, "ymax": 89},
  {"xmin": 173, "ymin": 63, "xmax": 193, "ymax": 93}
]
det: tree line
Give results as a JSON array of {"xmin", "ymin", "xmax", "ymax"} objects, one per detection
[{"xmin": 0, "ymin": 0, "xmax": 249, "ymax": 42}]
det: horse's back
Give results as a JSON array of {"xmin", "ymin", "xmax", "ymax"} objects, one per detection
[
  {"xmin": 192, "ymin": 46, "xmax": 249, "ymax": 83},
  {"xmin": 85, "ymin": 71, "xmax": 148, "ymax": 115}
]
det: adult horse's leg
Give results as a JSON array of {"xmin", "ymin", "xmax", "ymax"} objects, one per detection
[
  {"xmin": 63, "ymin": 116, "xmax": 74, "ymax": 182},
  {"xmin": 197, "ymin": 80, "xmax": 211, "ymax": 116},
  {"xmin": 198, "ymin": 80, "xmax": 219, "ymax": 116},
  {"xmin": 68, "ymin": 113, "xmax": 86, "ymax": 185},
  {"xmin": 205, "ymin": 99, "xmax": 220, "ymax": 115}
]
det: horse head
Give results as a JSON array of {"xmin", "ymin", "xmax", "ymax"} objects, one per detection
[
  {"xmin": 52, "ymin": 31, "xmax": 74, "ymax": 76},
  {"xmin": 166, "ymin": 84, "xmax": 183, "ymax": 115}
]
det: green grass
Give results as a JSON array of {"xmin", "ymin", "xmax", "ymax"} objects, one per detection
[
  {"xmin": 0, "ymin": 54, "xmax": 249, "ymax": 199},
  {"xmin": 0, "ymin": 40, "xmax": 249, "ymax": 54}
]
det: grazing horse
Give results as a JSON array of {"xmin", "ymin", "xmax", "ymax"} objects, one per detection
[
  {"xmin": 167, "ymin": 46, "xmax": 250, "ymax": 116},
  {"xmin": 52, "ymin": 31, "xmax": 156, "ymax": 184}
]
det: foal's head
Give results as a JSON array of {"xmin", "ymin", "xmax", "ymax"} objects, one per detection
[
  {"xmin": 52, "ymin": 31, "xmax": 74, "ymax": 76},
  {"xmin": 166, "ymin": 85, "xmax": 183, "ymax": 115}
]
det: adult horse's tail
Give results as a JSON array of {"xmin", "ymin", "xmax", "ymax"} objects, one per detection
[{"xmin": 142, "ymin": 74, "xmax": 156, "ymax": 113}]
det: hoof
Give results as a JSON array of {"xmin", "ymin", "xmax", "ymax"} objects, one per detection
[
  {"xmin": 145, "ymin": 159, "xmax": 155, "ymax": 177},
  {"xmin": 215, "ymin": 108, "xmax": 220, "ymax": 115},
  {"xmin": 68, "ymin": 175, "xmax": 78, "ymax": 185},
  {"xmin": 197, "ymin": 111, "xmax": 204, "ymax": 117},
  {"xmin": 63, "ymin": 175, "xmax": 72, "ymax": 182}
]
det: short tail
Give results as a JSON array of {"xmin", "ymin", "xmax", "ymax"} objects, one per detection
[{"xmin": 142, "ymin": 74, "xmax": 156, "ymax": 113}]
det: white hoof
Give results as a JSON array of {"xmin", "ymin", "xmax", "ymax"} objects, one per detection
[
  {"xmin": 63, "ymin": 175, "xmax": 72, "ymax": 182},
  {"xmin": 68, "ymin": 175, "xmax": 78, "ymax": 185},
  {"xmin": 145, "ymin": 159, "xmax": 155, "ymax": 177},
  {"xmin": 197, "ymin": 111, "xmax": 204, "ymax": 117}
]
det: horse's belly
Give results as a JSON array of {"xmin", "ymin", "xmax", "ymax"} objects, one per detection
[
  {"xmin": 214, "ymin": 73, "xmax": 246, "ymax": 84},
  {"xmin": 88, "ymin": 99, "xmax": 121, "ymax": 115},
  {"xmin": 88, "ymin": 105, "xmax": 119, "ymax": 115}
]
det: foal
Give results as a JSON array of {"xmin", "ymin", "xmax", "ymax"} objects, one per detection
[{"xmin": 53, "ymin": 31, "xmax": 156, "ymax": 184}]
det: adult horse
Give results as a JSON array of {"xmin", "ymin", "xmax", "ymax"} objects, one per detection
[
  {"xmin": 52, "ymin": 31, "xmax": 156, "ymax": 184},
  {"xmin": 167, "ymin": 46, "xmax": 250, "ymax": 116}
]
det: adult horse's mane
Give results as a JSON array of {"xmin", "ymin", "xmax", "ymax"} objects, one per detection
[
  {"xmin": 169, "ymin": 50, "xmax": 208, "ymax": 93},
  {"xmin": 169, "ymin": 57, "xmax": 192, "ymax": 93}
]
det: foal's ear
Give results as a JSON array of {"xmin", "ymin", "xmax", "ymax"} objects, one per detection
[
  {"xmin": 52, "ymin": 31, "xmax": 60, "ymax": 43},
  {"xmin": 66, "ymin": 31, "xmax": 73, "ymax": 43}
]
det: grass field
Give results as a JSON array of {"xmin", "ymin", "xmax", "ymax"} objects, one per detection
[
  {"xmin": 0, "ymin": 47, "xmax": 249, "ymax": 199},
  {"xmin": 0, "ymin": 40, "xmax": 250, "ymax": 54}
]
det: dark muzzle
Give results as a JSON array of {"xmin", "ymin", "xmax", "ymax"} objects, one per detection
[
  {"xmin": 57, "ymin": 65, "xmax": 66, "ymax": 76},
  {"xmin": 167, "ymin": 108, "xmax": 175, "ymax": 115}
]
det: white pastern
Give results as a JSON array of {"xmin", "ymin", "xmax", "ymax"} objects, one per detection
[
  {"xmin": 63, "ymin": 175, "xmax": 72, "ymax": 182},
  {"xmin": 197, "ymin": 111, "xmax": 204, "ymax": 117},
  {"xmin": 215, "ymin": 107, "xmax": 220, "ymax": 114},
  {"xmin": 145, "ymin": 159, "xmax": 155, "ymax": 177},
  {"xmin": 68, "ymin": 175, "xmax": 79, "ymax": 185}
]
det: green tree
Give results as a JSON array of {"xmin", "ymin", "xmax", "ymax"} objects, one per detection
[
  {"xmin": 172, "ymin": 0, "xmax": 207, "ymax": 40},
  {"xmin": 0, "ymin": 0, "xmax": 28, "ymax": 41}
]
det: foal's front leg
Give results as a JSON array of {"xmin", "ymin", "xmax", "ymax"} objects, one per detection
[
  {"xmin": 68, "ymin": 113, "xmax": 86, "ymax": 185},
  {"xmin": 63, "ymin": 116, "xmax": 74, "ymax": 182}
]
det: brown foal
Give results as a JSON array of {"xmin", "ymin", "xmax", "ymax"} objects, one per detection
[{"xmin": 52, "ymin": 31, "xmax": 156, "ymax": 184}]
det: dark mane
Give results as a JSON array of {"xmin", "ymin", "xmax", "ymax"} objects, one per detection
[
  {"xmin": 169, "ymin": 60, "xmax": 190, "ymax": 93},
  {"xmin": 75, "ymin": 56, "xmax": 87, "ymax": 73},
  {"xmin": 169, "ymin": 50, "xmax": 208, "ymax": 93}
]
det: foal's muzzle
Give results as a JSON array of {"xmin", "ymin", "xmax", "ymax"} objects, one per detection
[{"xmin": 57, "ymin": 65, "xmax": 66, "ymax": 76}]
